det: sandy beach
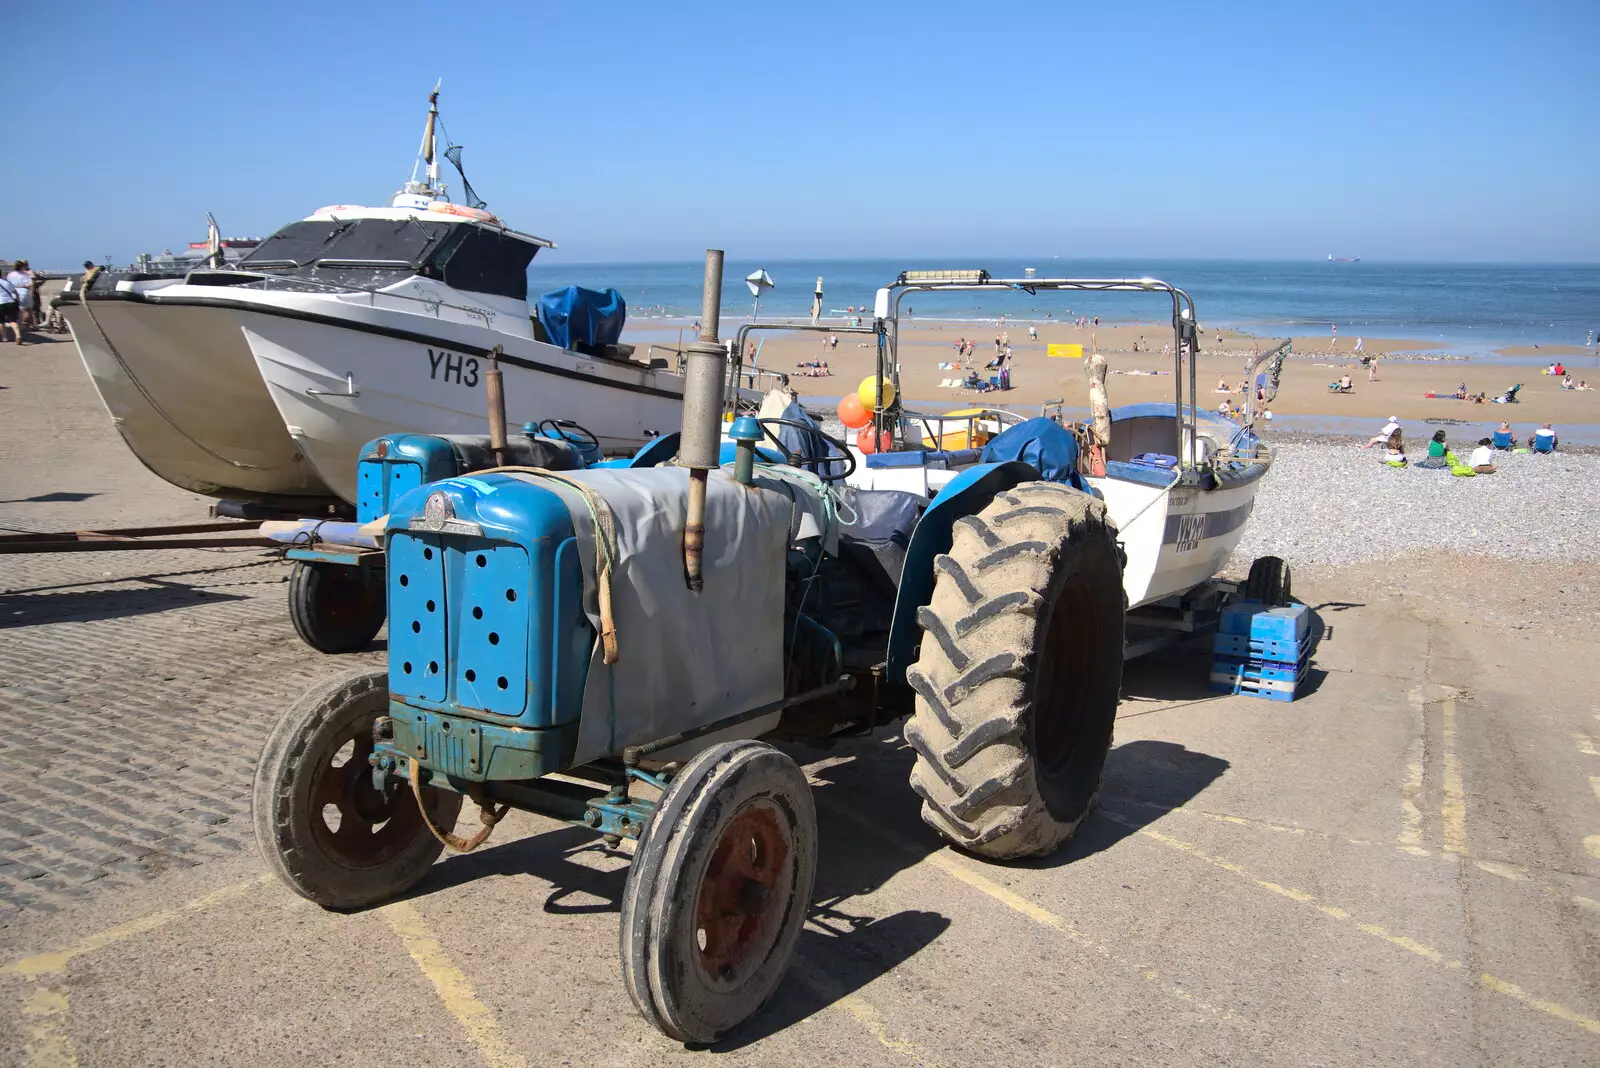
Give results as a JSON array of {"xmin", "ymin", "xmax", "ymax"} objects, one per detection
[{"xmin": 637, "ymin": 320, "xmax": 1600, "ymax": 430}]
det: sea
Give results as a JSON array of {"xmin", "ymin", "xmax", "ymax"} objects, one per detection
[{"xmin": 528, "ymin": 258, "xmax": 1600, "ymax": 361}]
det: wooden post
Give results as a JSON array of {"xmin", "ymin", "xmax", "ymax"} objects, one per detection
[{"xmin": 1085, "ymin": 350, "xmax": 1110, "ymax": 477}]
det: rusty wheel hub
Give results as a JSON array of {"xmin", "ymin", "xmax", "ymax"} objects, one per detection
[
  {"xmin": 694, "ymin": 806, "xmax": 789, "ymax": 980},
  {"xmin": 309, "ymin": 723, "xmax": 426, "ymax": 868}
]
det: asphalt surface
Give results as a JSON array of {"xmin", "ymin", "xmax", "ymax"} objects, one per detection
[{"xmin": 2, "ymin": 335, "xmax": 1598, "ymax": 1066}]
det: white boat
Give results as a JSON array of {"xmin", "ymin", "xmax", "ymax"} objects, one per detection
[
  {"xmin": 65, "ymin": 89, "xmax": 685, "ymax": 506},
  {"xmin": 57, "ymin": 271, "xmax": 336, "ymax": 506}
]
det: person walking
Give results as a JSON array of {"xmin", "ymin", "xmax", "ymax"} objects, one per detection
[
  {"xmin": 1368, "ymin": 354, "xmax": 1380, "ymax": 381},
  {"xmin": 5, "ymin": 261, "xmax": 33, "ymax": 342},
  {"xmin": 1028, "ymin": 324, "xmax": 1038, "ymax": 341},
  {"xmin": 0, "ymin": 271, "xmax": 19, "ymax": 344}
]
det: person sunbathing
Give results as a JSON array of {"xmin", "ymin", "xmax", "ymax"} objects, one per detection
[
  {"xmin": 1338, "ymin": 374, "xmax": 1352, "ymax": 391},
  {"xmin": 1454, "ymin": 383, "xmax": 1468, "ymax": 399},
  {"xmin": 1578, "ymin": 380, "xmax": 1593, "ymax": 391},
  {"xmin": 1216, "ymin": 376, "xmax": 1231, "ymax": 392},
  {"xmin": 1380, "ymin": 429, "xmax": 1407, "ymax": 467},
  {"xmin": 1562, "ymin": 375, "xmax": 1575, "ymax": 390}
]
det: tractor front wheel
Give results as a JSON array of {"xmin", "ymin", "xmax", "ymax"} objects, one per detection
[
  {"xmin": 620, "ymin": 740, "xmax": 816, "ymax": 1044},
  {"xmin": 252, "ymin": 668, "xmax": 462, "ymax": 909},
  {"xmin": 906, "ymin": 481, "xmax": 1124, "ymax": 860},
  {"xmin": 288, "ymin": 561, "xmax": 387, "ymax": 654}
]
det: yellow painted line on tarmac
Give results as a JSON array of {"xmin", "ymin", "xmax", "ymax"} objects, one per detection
[
  {"xmin": 1109, "ymin": 814, "xmax": 1600, "ymax": 1036},
  {"xmin": 1479, "ymin": 974, "xmax": 1600, "ymax": 1035},
  {"xmin": 1583, "ymin": 837, "xmax": 1600, "ymax": 862},
  {"xmin": 1574, "ymin": 733, "xmax": 1600, "ymax": 758},
  {"xmin": 21, "ymin": 983, "xmax": 77, "ymax": 1068},
  {"xmin": 6, "ymin": 876, "xmax": 268, "ymax": 978},
  {"xmin": 823, "ymin": 802, "xmax": 1245, "ymax": 1025},
  {"xmin": 1439, "ymin": 697, "xmax": 1468, "ymax": 854},
  {"xmin": 791, "ymin": 959, "xmax": 943, "ymax": 1065},
  {"xmin": 378, "ymin": 900, "xmax": 528, "ymax": 1068}
]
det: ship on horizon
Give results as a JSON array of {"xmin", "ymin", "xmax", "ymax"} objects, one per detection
[{"xmin": 1327, "ymin": 254, "xmax": 1361, "ymax": 262}]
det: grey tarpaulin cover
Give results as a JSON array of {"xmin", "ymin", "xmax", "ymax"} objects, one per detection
[{"xmin": 522, "ymin": 468, "xmax": 793, "ymax": 765}]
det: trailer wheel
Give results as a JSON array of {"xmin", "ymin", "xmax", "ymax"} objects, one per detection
[
  {"xmin": 1243, "ymin": 555, "xmax": 1292, "ymax": 606},
  {"xmin": 288, "ymin": 561, "xmax": 386, "ymax": 653},
  {"xmin": 252, "ymin": 668, "xmax": 461, "ymax": 909},
  {"xmin": 906, "ymin": 481, "xmax": 1124, "ymax": 860},
  {"xmin": 620, "ymin": 740, "xmax": 816, "ymax": 1044}
]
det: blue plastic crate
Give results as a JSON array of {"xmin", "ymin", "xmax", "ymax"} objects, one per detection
[
  {"xmin": 1219, "ymin": 602, "xmax": 1309, "ymax": 642},
  {"xmin": 1209, "ymin": 677, "xmax": 1299, "ymax": 702},
  {"xmin": 1211, "ymin": 651, "xmax": 1309, "ymax": 683},
  {"xmin": 1213, "ymin": 632, "xmax": 1307, "ymax": 663}
]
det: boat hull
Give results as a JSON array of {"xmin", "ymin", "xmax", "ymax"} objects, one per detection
[
  {"xmin": 1089, "ymin": 472, "xmax": 1260, "ymax": 608},
  {"xmin": 59, "ymin": 298, "xmax": 336, "ymax": 504},
  {"xmin": 240, "ymin": 310, "xmax": 684, "ymax": 502}
]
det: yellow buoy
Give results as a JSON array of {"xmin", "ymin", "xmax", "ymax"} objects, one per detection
[{"xmin": 857, "ymin": 375, "xmax": 896, "ymax": 410}]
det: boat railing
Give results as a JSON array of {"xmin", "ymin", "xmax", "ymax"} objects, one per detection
[{"xmin": 182, "ymin": 268, "xmax": 518, "ymax": 331}]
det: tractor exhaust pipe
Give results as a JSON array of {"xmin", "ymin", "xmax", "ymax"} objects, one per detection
[
  {"xmin": 485, "ymin": 344, "xmax": 507, "ymax": 467},
  {"xmin": 680, "ymin": 250, "xmax": 727, "ymax": 592}
]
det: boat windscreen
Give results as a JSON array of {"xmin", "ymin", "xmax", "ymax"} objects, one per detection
[{"xmin": 240, "ymin": 218, "xmax": 453, "ymax": 270}]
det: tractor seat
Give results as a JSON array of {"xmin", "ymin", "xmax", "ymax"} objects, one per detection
[{"xmin": 836, "ymin": 488, "xmax": 926, "ymax": 595}]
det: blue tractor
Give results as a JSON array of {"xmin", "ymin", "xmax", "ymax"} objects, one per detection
[{"xmin": 253, "ymin": 253, "xmax": 1126, "ymax": 1043}]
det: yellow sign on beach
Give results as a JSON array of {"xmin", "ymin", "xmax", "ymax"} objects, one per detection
[{"xmin": 1047, "ymin": 343, "xmax": 1084, "ymax": 358}]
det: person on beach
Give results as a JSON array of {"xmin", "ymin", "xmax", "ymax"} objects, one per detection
[
  {"xmin": 1216, "ymin": 376, "xmax": 1230, "ymax": 393},
  {"xmin": 1562, "ymin": 375, "xmax": 1574, "ymax": 390},
  {"xmin": 1529, "ymin": 424, "xmax": 1559, "ymax": 451},
  {"xmin": 1363, "ymin": 416, "xmax": 1401, "ymax": 448},
  {"xmin": 1454, "ymin": 383, "xmax": 1468, "ymax": 400},
  {"xmin": 1380, "ymin": 428, "xmax": 1407, "ymax": 467},
  {"xmin": 1368, "ymin": 354, "xmax": 1380, "ymax": 381},
  {"xmin": 1416, "ymin": 429, "xmax": 1452, "ymax": 469},
  {"xmin": 998, "ymin": 348, "xmax": 1012, "ymax": 391},
  {"xmin": 5, "ymin": 262, "xmax": 32, "ymax": 342},
  {"xmin": 1469, "ymin": 438, "xmax": 1496, "ymax": 474},
  {"xmin": 1354, "ymin": 337, "xmax": 1364, "ymax": 354},
  {"xmin": 1028, "ymin": 324, "xmax": 1038, "ymax": 341},
  {"xmin": 1335, "ymin": 373, "xmax": 1353, "ymax": 392}
]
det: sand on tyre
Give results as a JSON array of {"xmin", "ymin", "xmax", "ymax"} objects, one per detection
[
  {"xmin": 288, "ymin": 560, "xmax": 387, "ymax": 653},
  {"xmin": 906, "ymin": 481, "xmax": 1124, "ymax": 859},
  {"xmin": 252, "ymin": 667, "xmax": 462, "ymax": 909},
  {"xmin": 620, "ymin": 740, "xmax": 817, "ymax": 1044}
]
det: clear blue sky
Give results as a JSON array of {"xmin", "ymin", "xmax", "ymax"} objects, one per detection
[{"xmin": 14, "ymin": 0, "xmax": 1598, "ymax": 267}]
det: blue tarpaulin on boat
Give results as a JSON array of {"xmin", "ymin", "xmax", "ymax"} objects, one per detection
[
  {"xmin": 537, "ymin": 286, "xmax": 627, "ymax": 350},
  {"xmin": 979, "ymin": 417, "xmax": 1084, "ymax": 489}
]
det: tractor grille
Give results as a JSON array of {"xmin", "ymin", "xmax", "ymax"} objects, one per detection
[{"xmin": 388, "ymin": 531, "xmax": 530, "ymax": 717}]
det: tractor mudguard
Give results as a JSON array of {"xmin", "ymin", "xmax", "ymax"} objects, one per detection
[{"xmin": 883, "ymin": 460, "xmax": 1045, "ymax": 685}]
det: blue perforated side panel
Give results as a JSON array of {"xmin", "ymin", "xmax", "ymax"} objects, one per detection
[
  {"xmin": 447, "ymin": 539, "xmax": 530, "ymax": 717},
  {"xmin": 357, "ymin": 460, "xmax": 386, "ymax": 524},
  {"xmin": 388, "ymin": 533, "xmax": 447, "ymax": 701}
]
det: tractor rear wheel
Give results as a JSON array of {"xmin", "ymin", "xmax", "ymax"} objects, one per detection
[
  {"xmin": 906, "ymin": 481, "xmax": 1124, "ymax": 859},
  {"xmin": 252, "ymin": 668, "xmax": 462, "ymax": 909},
  {"xmin": 620, "ymin": 740, "xmax": 816, "ymax": 1044},
  {"xmin": 1243, "ymin": 555, "xmax": 1292, "ymax": 606},
  {"xmin": 288, "ymin": 561, "xmax": 387, "ymax": 654}
]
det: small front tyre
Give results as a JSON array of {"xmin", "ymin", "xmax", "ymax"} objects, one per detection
[
  {"xmin": 620, "ymin": 740, "xmax": 817, "ymax": 1044},
  {"xmin": 252, "ymin": 667, "xmax": 462, "ymax": 909}
]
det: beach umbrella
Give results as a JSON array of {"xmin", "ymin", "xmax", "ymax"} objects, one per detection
[
  {"xmin": 811, "ymin": 276, "xmax": 824, "ymax": 326},
  {"xmin": 746, "ymin": 269, "xmax": 774, "ymax": 322}
]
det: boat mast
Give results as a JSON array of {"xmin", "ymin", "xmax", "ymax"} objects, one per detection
[{"xmin": 419, "ymin": 84, "xmax": 440, "ymax": 193}]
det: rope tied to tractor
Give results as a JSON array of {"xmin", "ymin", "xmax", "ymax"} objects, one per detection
[{"xmin": 408, "ymin": 757, "xmax": 510, "ymax": 853}]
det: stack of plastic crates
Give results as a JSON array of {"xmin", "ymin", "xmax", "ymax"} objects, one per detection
[{"xmin": 1210, "ymin": 602, "xmax": 1310, "ymax": 702}]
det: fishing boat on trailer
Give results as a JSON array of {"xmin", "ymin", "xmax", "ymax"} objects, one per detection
[
  {"xmin": 69, "ymin": 88, "xmax": 684, "ymax": 506},
  {"xmin": 54, "ymin": 224, "xmax": 334, "ymax": 508},
  {"xmin": 839, "ymin": 270, "xmax": 1280, "ymax": 616}
]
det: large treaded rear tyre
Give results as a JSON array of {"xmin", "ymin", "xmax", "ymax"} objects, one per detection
[
  {"xmin": 288, "ymin": 561, "xmax": 387, "ymax": 654},
  {"xmin": 906, "ymin": 481, "xmax": 1124, "ymax": 859},
  {"xmin": 1243, "ymin": 555, "xmax": 1292, "ymax": 607}
]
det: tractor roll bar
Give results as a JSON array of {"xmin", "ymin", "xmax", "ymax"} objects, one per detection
[{"xmin": 876, "ymin": 277, "xmax": 1202, "ymax": 467}]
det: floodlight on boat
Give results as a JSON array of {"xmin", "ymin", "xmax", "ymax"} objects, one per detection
[{"xmin": 897, "ymin": 269, "xmax": 990, "ymax": 284}]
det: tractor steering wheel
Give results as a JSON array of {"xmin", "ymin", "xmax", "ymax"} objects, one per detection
[
  {"xmin": 535, "ymin": 418, "xmax": 600, "ymax": 454},
  {"xmin": 754, "ymin": 418, "xmax": 858, "ymax": 482}
]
